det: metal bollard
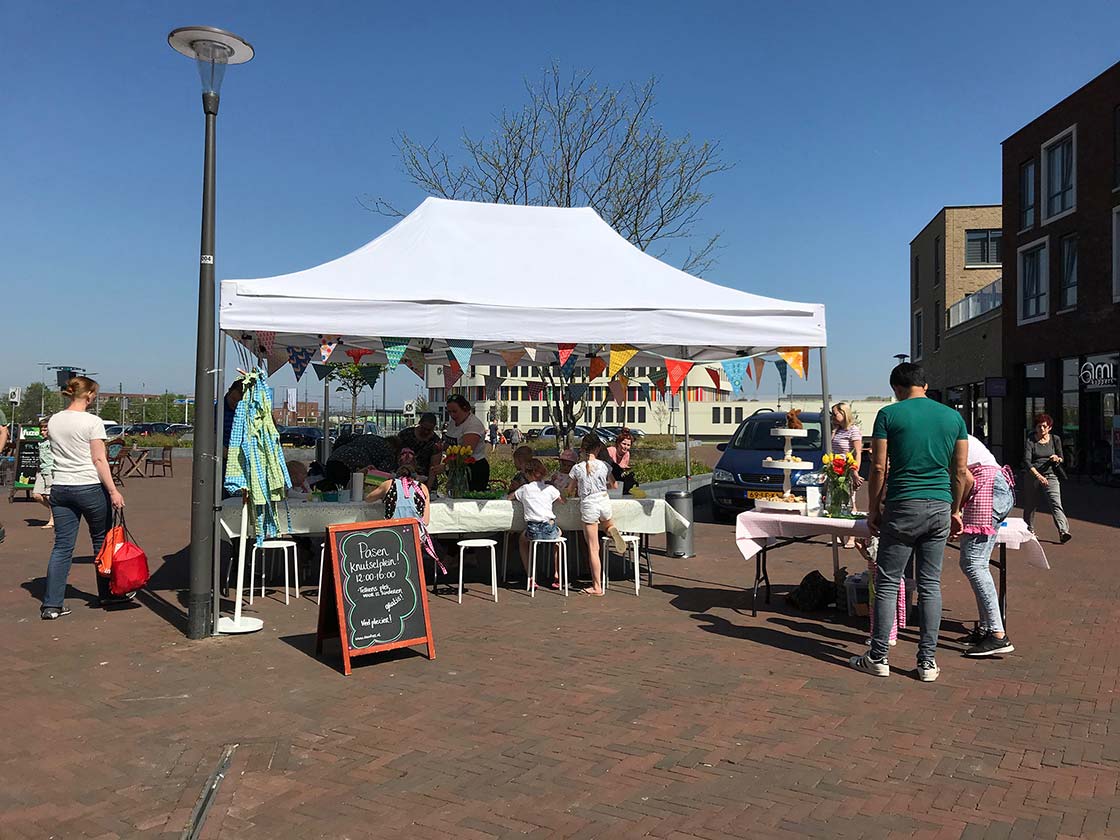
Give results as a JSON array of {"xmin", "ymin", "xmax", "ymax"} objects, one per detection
[{"xmin": 665, "ymin": 490, "xmax": 694, "ymax": 558}]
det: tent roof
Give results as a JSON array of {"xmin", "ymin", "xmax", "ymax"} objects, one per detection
[{"xmin": 219, "ymin": 197, "xmax": 826, "ymax": 364}]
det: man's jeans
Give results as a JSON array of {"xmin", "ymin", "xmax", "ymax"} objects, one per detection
[
  {"xmin": 958, "ymin": 473, "xmax": 1014, "ymax": 635},
  {"xmin": 44, "ymin": 484, "xmax": 113, "ymax": 609},
  {"xmin": 871, "ymin": 500, "xmax": 952, "ymax": 662}
]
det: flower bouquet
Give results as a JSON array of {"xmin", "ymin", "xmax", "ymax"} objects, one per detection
[
  {"xmin": 819, "ymin": 452, "xmax": 857, "ymax": 518},
  {"xmin": 442, "ymin": 444, "xmax": 476, "ymax": 498}
]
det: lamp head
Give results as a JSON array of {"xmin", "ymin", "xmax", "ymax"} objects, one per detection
[{"xmin": 168, "ymin": 26, "xmax": 253, "ymax": 97}]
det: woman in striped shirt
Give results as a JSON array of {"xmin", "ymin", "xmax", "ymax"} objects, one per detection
[{"xmin": 830, "ymin": 402, "xmax": 863, "ymax": 549}]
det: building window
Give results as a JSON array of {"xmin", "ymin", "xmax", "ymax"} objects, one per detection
[
  {"xmin": 965, "ymin": 229, "xmax": 1002, "ymax": 266},
  {"xmin": 637, "ymin": 407, "xmax": 646, "ymax": 423},
  {"xmin": 735, "ymin": 407, "xmax": 744, "ymax": 423},
  {"xmin": 1019, "ymin": 160, "xmax": 1036, "ymax": 230},
  {"xmin": 627, "ymin": 407, "xmax": 636, "ymax": 423},
  {"xmin": 1059, "ymin": 235, "xmax": 1077, "ymax": 310},
  {"xmin": 712, "ymin": 407, "xmax": 720, "ymax": 424},
  {"xmin": 510, "ymin": 406, "xmax": 518, "ymax": 422},
  {"xmin": 912, "ymin": 309, "xmax": 924, "ymax": 361},
  {"xmin": 912, "ymin": 255, "xmax": 919, "ymax": 299},
  {"xmin": 933, "ymin": 236, "xmax": 940, "ymax": 285},
  {"xmin": 531, "ymin": 406, "xmax": 539, "ymax": 423},
  {"xmin": 605, "ymin": 407, "xmax": 614, "ymax": 423},
  {"xmin": 723, "ymin": 407, "xmax": 732, "ymax": 424},
  {"xmin": 1114, "ymin": 207, "xmax": 1120, "ymax": 303},
  {"xmin": 1017, "ymin": 237, "xmax": 1049, "ymax": 324},
  {"xmin": 1115, "ymin": 106, "xmax": 1120, "ymax": 189},
  {"xmin": 1042, "ymin": 127, "xmax": 1076, "ymax": 221},
  {"xmin": 934, "ymin": 300, "xmax": 941, "ymax": 351}
]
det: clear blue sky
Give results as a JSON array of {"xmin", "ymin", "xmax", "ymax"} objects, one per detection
[{"xmin": 5, "ymin": 1, "xmax": 1119, "ymax": 407}]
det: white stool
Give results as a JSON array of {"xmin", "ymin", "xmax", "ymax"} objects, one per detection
[
  {"xmin": 249, "ymin": 539, "xmax": 300, "ymax": 605},
  {"xmin": 600, "ymin": 533, "xmax": 644, "ymax": 595},
  {"xmin": 457, "ymin": 539, "xmax": 498, "ymax": 604},
  {"xmin": 529, "ymin": 537, "xmax": 569, "ymax": 597}
]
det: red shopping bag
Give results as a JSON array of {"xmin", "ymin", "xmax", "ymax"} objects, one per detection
[
  {"xmin": 108, "ymin": 514, "xmax": 150, "ymax": 596},
  {"xmin": 96, "ymin": 511, "xmax": 126, "ymax": 577}
]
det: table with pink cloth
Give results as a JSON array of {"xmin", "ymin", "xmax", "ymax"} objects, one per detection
[{"xmin": 734, "ymin": 510, "xmax": 1049, "ymax": 621}]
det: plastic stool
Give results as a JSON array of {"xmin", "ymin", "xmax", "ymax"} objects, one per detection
[
  {"xmin": 457, "ymin": 539, "xmax": 498, "ymax": 604},
  {"xmin": 249, "ymin": 539, "xmax": 300, "ymax": 604},
  {"xmin": 529, "ymin": 537, "xmax": 568, "ymax": 597},
  {"xmin": 600, "ymin": 533, "xmax": 643, "ymax": 595}
]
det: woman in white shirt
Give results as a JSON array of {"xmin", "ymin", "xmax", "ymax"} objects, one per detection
[
  {"xmin": 41, "ymin": 377, "xmax": 127, "ymax": 620},
  {"xmin": 445, "ymin": 395, "xmax": 490, "ymax": 491}
]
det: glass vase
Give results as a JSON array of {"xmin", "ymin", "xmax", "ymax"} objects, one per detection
[
  {"xmin": 825, "ymin": 482, "xmax": 851, "ymax": 518},
  {"xmin": 447, "ymin": 467, "xmax": 469, "ymax": 498}
]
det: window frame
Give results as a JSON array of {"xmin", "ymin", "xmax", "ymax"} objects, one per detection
[
  {"xmin": 1058, "ymin": 233, "xmax": 1077, "ymax": 312},
  {"xmin": 1113, "ymin": 207, "xmax": 1120, "ymax": 303},
  {"xmin": 933, "ymin": 299, "xmax": 941, "ymax": 352},
  {"xmin": 965, "ymin": 229, "xmax": 1002, "ymax": 268},
  {"xmin": 912, "ymin": 308, "xmax": 924, "ymax": 362},
  {"xmin": 933, "ymin": 235, "xmax": 941, "ymax": 285},
  {"xmin": 1041, "ymin": 125, "xmax": 1077, "ymax": 224},
  {"xmin": 912, "ymin": 255, "xmax": 920, "ymax": 300},
  {"xmin": 1019, "ymin": 159, "xmax": 1037, "ymax": 232},
  {"xmin": 1016, "ymin": 235, "xmax": 1050, "ymax": 326}
]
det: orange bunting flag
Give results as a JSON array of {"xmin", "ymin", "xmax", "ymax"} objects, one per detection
[
  {"xmin": 557, "ymin": 343, "xmax": 576, "ymax": 365},
  {"xmin": 609, "ymin": 378, "xmax": 627, "ymax": 405},
  {"xmin": 443, "ymin": 359, "xmax": 463, "ymax": 390},
  {"xmin": 666, "ymin": 358, "xmax": 694, "ymax": 396},
  {"xmin": 499, "ymin": 349, "xmax": 523, "ymax": 369},
  {"xmin": 752, "ymin": 357, "xmax": 765, "ymax": 388},
  {"xmin": 706, "ymin": 367, "xmax": 721, "ymax": 390},
  {"xmin": 589, "ymin": 356, "xmax": 607, "ymax": 380},
  {"xmin": 608, "ymin": 344, "xmax": 638, "ymax": 379},
  {"xmin": 778, "ymin": 347, "xmax": 809, "ymax": 379}
]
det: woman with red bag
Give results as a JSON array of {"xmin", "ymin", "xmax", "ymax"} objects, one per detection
[{"xmin": 41, "ymin": 377, "xmax": 128, "ymax": 620}]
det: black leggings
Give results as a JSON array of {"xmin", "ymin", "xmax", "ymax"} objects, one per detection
[{"xmin": 468, "ymin": 458, "xmax": 490, "ymax": 492}]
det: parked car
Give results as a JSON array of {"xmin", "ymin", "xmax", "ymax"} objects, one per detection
[
  {"xmin": 601, "ymin": 425, "xmax": 641, "ymax": 439},
  {"xmin": 331, "ymin": 422, "xmax": 380, "ymax": 444},
  {"xmin": 168, "ymin": 424, "xmax": 193, "ymax": 436},
  {"xmin": 104, "ymin": 425, "xmax": 125, "ymax": 438},
  {"xmin": 535, "ymin": 425, "xmax": 617, "ymax": 444},
  {"xmin": 710, "ymin": 411, "xmax": 824, "ymax": 522},
  {"xmin": 280, "ymin": 426, "xmax": 324, "ymax": 448}
]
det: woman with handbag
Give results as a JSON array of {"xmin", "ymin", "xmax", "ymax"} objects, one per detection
[
  {"xmin": 1021, "ymin": 413, "xmax": 1071, "ymax": 544},
  {"xmin": 41, "ymin": 376, "xmax": 128, "ymax": 620}
]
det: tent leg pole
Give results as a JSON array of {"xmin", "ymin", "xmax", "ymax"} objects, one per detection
[
  {"xmin": 211, "ymin": 333, "xmax": 227, "ymax": 636},
  {"xmin": 323, "ymin": 379, "xmax": 331, "ymax": 461},
  {"xmin": 681, "ymin": 346, "xmax": 691, "ymax": 492},
  {"xmin": 820, "ymin": 347, "xmax": 833, "ymax": 451}
]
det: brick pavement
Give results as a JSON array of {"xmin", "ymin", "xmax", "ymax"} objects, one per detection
[{"xmin": 2, "ymin": 469, "xmax": 1119, "ymax": 839}]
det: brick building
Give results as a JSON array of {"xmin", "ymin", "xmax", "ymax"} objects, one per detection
[{"xmin": 1000, "ymin": 60, "xmax": 1120, "ymax": 472}]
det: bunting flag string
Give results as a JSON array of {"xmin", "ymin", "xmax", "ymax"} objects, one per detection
[
  {"xmin": 568, "ymin": 383, "xmax": 589, "ymax": 401},
  {"xmin": 255, "ymin": 331, "xmax": 276, "ymax": 356},
  {"xmin": 559, "ymin": 353, "xmax": 579, "ymax": 380},
  {"xmin": 666, "ymin": 358, "xmax": 694, "ymax": 396},
  {"xmin": 318, "ymin": 340, "xmax": 337, "ymax": 363},
  {"xmin": 778, "ymin": 347, "xmax": 809, "ymax": 379},
  {"xmin": 775, "ymin": 359, "xmax": 789, "ymax": 391},
  {"xmin": 266, "ymin": 348, "xmax": 290, "ymax": 376},
  {"xmin": 609, "ymin": 379, "xmax": 627, "ymax": 405},
  {"xmin": 752, "ymin": 357, "xmax": 766, "ymax": 389},
  {"xmin": 484, "ymin": 374, "xmax": 503, "ymax": 399},
  {"xmin": 287, "ymin": 347, "xmax": 314, "ymax": 381},
  {"xmin": 381, "ymin": 337, "xmax": 410, "ymax": 371},
  {"xmin": 608, "ymin": 344, "xmax": 638, "ymax": 379},
  {"xmin": 346, "ymin": 347, "xmax": 372, "ymax": 365},
  {"xmin": 402, "ymin": 349, "xmax": 427, "ymax": 380},
  {"xmin": 447, "ymin": 339, "xmax": 474, "ymax": 374},
  {"xmin": 527, "ymin": 381, "xmax": 545, "ymax": 401},
  {"xmin": 706, "ymin": 367, "xmax": 722, "ymax": 391},
  {"xmin": 557, "ymin": 343, "xmax": 576, "ymax": 366},
  {"xmin": 638, "ymin": 382, "xmax": 651, "ymax": 403},
  {"xmin": 359, "ymin": 365, "xmax": 382, "ymax": 388},
  {"xmin": 588, "ymin": 356, "xmax": 607, "ymax": 380},
  {"xmin": 443, "ymin": 358, "xmax": 463, "ymax": 390},
  {"xmin": 499, "ymin": 349, "xmax": 524, "ymax": 369},
  {"xmin": 720, "ymin": 359, "xmax": 749, "ymax": 394},
  {"xmin": 312, "ymin": 363, "xmax": 334, "ymax": 381}
]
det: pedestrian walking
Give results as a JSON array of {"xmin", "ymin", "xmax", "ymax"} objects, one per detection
[
  {"xmin": 1021, "ymin": 413, "xmax": 1071, "ymax": 543},
  {"xmin": 31, "ymin": 419, "xmax": 55, "ymax": 528},
  {"xmin": 507, "ymin": 425, "xmax": 522, "ymax": 451},
  {"xmin": 41, "ymin": 376, "xmax": 128, "ymax": 620},
  {"xmin": 0, "ymin": 406, "xmax": 9, "ymax": 544},
  {"xmin": 850, "ymin": 363, "xmax": 969, "ymax": 682}
]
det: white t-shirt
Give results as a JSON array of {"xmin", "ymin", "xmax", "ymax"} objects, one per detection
[
  {"xmin": 568, "ymin": 459, "xmax": 611, "ymax": 497},
  {"xmin": 966, "ymin": 435, "xmax": 999, "ymax": 467},
  {"xmin": 514, "ymin": 480, "xmax": 561, "ymax": 522},
  {"xmin": 446, "ymin": 412, "xmax": 489, "ymax": 461},
  {"xmin": 48, "ymin": 410, "xmax": 107, "ymax": 486}
]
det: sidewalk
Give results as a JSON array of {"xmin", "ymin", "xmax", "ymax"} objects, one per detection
[{"xmin": 2, "ymin": 471, "xmax": 1118, "ymax": 838}]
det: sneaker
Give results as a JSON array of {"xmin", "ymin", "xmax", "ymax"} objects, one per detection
[
  {"xmin": 99, "ymin": 591, "xmax": 138, "ymax": 607},
  {"xmin": 917, "ymin": 660, "xmax": 940, "ymax": 682},
  {"xmin": 848, "ymin": 653, "xmax": 890, "ymax": 677},
  {"xmin": 965, "ymin": 632, "xmax": 1014, "ymax": 657},
  {"xmin": 41, "ymin": 607, "xmax": 72, "ymax": 620},
  {"xmin": 961, "ymin": 625, "xmax": 988, "ymax": 646},
  {"xmin": 608, "ymin": 526, "xmax": 627, "ymax": 555},
  {"xmin": 1060, "ymin": 532, "xmax": 1072, "ymax": 544}
]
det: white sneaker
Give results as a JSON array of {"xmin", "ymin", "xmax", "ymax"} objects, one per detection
[
  {"xmin": 848, "ymin": 653, "xmax": 889, "ymax": 677},
  {"xmin": 917, "ymin": 660, "xmax": 940, "ymax": 682}
]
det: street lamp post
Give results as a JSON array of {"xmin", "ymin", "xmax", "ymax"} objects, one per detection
[{"xmin": 169, "ymin": 26, "xmax": 254, "ymax": 640}]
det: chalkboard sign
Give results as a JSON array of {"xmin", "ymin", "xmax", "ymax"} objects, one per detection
[
  {"xmin": 316, "ymin": 518, "xmax": 435, "ymax": 675},
  {"xmin": 10, "ymin": 435, "xmax": 41, "ymax": 500}
]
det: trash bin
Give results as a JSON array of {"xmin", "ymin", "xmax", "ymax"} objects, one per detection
[{"xmin": 665, "ymin": 489, "xmax": 694, "ymax": 558}]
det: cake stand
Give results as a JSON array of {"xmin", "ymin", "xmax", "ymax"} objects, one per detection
[{"xmin": 753, "ymin": 428, "xmax": 814, "ymax": 514}]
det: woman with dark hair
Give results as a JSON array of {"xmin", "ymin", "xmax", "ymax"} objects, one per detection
[
  {"xmin": 445, "ymin": 395, "xmax": 489, "ymax": 491},
  {"xmin": 605, "ymin": 429, "xmax": 638, "ymax": 495},
  {"xmin": 1022, "ymin": 413, "xmax": 1071, "ymax": 543}
]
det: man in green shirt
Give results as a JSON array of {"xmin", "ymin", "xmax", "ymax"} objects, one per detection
[
  {"xmin": 850, "ymin": 363, "xmax": 969, "ymax": 683},
  {"xmin": 0, "ymin": 406, "xmax": 8, "ymax": 543}
]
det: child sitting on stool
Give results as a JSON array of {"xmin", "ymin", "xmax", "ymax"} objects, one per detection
[{"xmin": 510, "ymin": 458, "xmax": 565, "ymax": 590}]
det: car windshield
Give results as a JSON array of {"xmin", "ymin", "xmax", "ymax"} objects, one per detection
[{"xmin": 731, "ymin": 417, "xmax": 823, "ymax": 451}]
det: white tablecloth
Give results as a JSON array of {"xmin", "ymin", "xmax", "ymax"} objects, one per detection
[
  {"xmin": 735, "ymin": 511, "xmax": 1050, "ymax": 569},
  {"xmin": 220, "ymin": 497, "xmax": 690, "ymax": 540}
]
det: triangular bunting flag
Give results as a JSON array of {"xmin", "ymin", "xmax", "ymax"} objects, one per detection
[
  {"xmin": 346, "ymin": 347, "xmax": 372, "ymax": 365},
  {"xmin": 266, "ymin": 348, "xmax": 290, "ymax": 376},
  {"xmin": 609, "ymin": 379, "xmax": 627, "ymax": 405},
  {"xmin": 753, "ymin": 357, "xmax": 766, "ymax": 389},
  {"xmin": 654, "ymin": 377, "xmax": 667, "ymax": 397},
  {"xmin": 557, "ymin": 343, "xmax": 576, "ymax": 366},
  {"xmin": 287, "ymin": 347, "xmax": 314, "ymax": 381},
  {"xmin": 312, "ymin": 363, "xmax": 333, "ymax": 381},
  {"xmin": 568, "ymin": 383, "xmax": 589, "ymax": 401},
  {"xmin": 524, "ymin": 344, "xmax": 540, "ymax": 363},
  {"xmin": 775, "ymin": 360, "xmax": 789, "ymax": 391},
  {"xmin": 589, "ymin": 356, "xmax": 607, "ymax": 380},
  {"xmin": 447, "ymin": 339, "xmax": 473, "ymax": 373},
  {"xmin": 484, "ymin": 374, "xmax": 503, "ymax": 399},
  {"xmin": 443, "ymin": 359, "xmax": 463, "ymax": 390},
  {"xmin": 638, "ymin": 382, "xmax": 651, "ymax": 403},
  {"xmin": 359, "ymin": 365, "xmax": 382, "ymax": 388},
  {"xmin": 720, "ymin": 359, "xmax": 749, "ymax": 393},
  {"xmin": 559, "ymin": 354, "xmax": 578, "ymax": 380},
  {"xmin": 527, "ymin": 381, "xmax": 544, "ymax": 401},
  {"xmin": 402, "ymin": 349, "xmax": 427, "ymax": 380},
  {"xmin": 666, "ymin": 358, "xmax": 694, "ymax": 396},
  {"xmin": 608, "ymin": 345, "xmax": 638, "ymax": 379},
  {"xmin": 778, "ymin": 347, "xmax": 809, "ymax": 379},
  {"xmin": 318, "ymin": 340, "xmax": 337, "ymax": 363},
  {"xmin": 499, "ymin": 349, "xmax": 524, "ymax": 370},
  {"xmin": 706, "ymin": 367, "xmax": 722, "ymax": 391},
  {"xmin": 255, "ymin": 331, "xmax": 276, "ymax": 356},
  {"xmin": 381, "ymin": 337, "xmax": 410, "ymax": 371}
]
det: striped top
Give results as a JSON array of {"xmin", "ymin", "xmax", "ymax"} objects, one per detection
[{"xmin": 831, "ymin": 425, "xmax": 862, "ymax": 455}]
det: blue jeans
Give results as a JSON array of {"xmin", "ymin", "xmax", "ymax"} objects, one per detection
[
  {"xmin": 525, "ymin": 520, "xmax": 561, "ymax": 541},
  {"xmin": 958, "ymin": 474, "xmax": 1014, "ymax": 635},
  {"xmin": 871, "ymin": 500, "xmax": 952, "ymax": 662},
  {"xmin": 44, "ymin": 484, "xmax": 113, "ymax": 609}
]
